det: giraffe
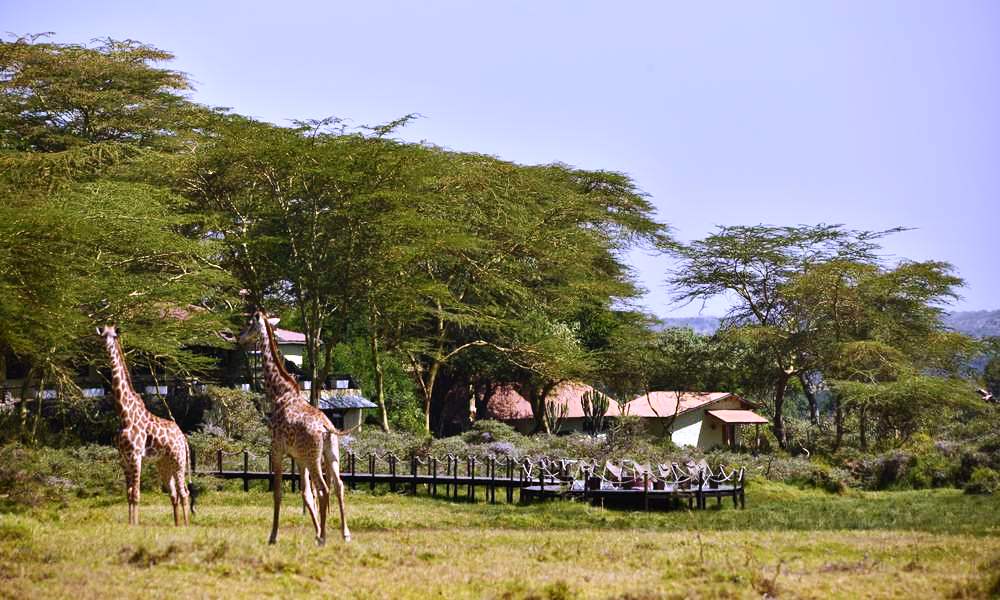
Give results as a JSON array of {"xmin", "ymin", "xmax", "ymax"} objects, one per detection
[
  {"xmin": 238, "ymin": 309, "xmax": 351, "ymax": 545},
  {"xmin": 97, "ymin": 325, "xmax": 191, "ymax": 526}
]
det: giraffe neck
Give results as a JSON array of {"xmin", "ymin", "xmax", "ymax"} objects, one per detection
[
  {"xmin": 105, "ymin": 336, "xmax": 148, "ymax": 424},
  {"xmin": 258, "ymin": 322, "xmax": 299, "ymax": 402}
]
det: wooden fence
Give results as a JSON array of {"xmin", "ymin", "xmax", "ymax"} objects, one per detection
[{"xmin": 192, "ymin": 449, "xmax": 747, "ymax": 511}]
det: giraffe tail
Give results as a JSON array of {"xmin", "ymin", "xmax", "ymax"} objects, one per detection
[
  {"xmin": 328, "ymin": 422, "xmax": 361, "ymax": 437},
  {"xmin": 185, "ymin": 435, "xmax": 198, "ymax": 515}
]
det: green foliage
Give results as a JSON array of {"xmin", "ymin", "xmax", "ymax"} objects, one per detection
[
  {"xmin": 0, "ymin": 34, "xmax": 206, "ymax": 153},
  {"xmin": 0, "ymin": 35, "xmax": 235, "ymax": 445},
  {"xmin": 462, "ymin": 420, "xmax": 520, "ymax": 445},
  {"xmin": 328, "ymin": 339, "xmax": 423, "ymax": 433},
  {"xmin": 965, "ymin": 467, "xmax": 1000, "ymax": 495},
  {"xmin": 197, "ymin": 386, "xmax": 267, "ymax": 445},
  {"xmin": 0, "ymin": 443, "xmax": 120, "ymax": 511},
  {"xmin": 984, "ymin": 337, "xmax": 1000, "ymax": 398},
  {"xmin": 790, "ymin": 463, "xmax": 851, "ymax": 494}
]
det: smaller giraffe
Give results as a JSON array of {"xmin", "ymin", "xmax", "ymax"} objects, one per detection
[
  {"xmin": 97, "ymin": 325, "xmax": 191, "ymax": 526},
  {"xmin": 239, "ymin": 309, "xmax": 352, "ymax": 545}
]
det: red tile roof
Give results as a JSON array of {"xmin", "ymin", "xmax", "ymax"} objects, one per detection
[
  {"xmin": 487, "ymin": 384, "xmax": 743, "ymax": 421},
  {"xmin": 707, "ymin": 409, "xmax": 769, "ymax": 424},
  {"xmin": 273, "ymin": 328, "xmax": 306, "ymax": 344},
  {"xmin": 622, "ymin": 391, "xmax": 734, "ymax": 418}
]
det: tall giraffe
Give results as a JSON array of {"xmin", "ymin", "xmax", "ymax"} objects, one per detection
[
  {"xmin": 239, "ymin": 309, "xmax": 351, "ymax": 545},
  {"xmin": 97, "ymin": 325, "xmax": 191, "ymax": 526}
]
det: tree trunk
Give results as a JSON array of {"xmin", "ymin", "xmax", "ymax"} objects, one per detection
[
  {"xmin": 307, "ymin": 334, "xmax": 321, "ymax": 406},
  {"xmin": 798, "ymin": 372, "xmax": 819, "ymax": 425},
  {"xmin": 534, "ymin": 388, "xmax": 550, "ymax": 434},
  {"xmin": 18, "ymin": 368, "xmax": 34, "ymax": 442},
  {"xmin": 525, "ymin": 382, "xmax": 557, "ymax": 434},
  {"xmin": 368, "ymin": 330, "xmax": 390, "ymax": 432},
  {"xmin": 30, "ymin": 375, "xmax": 44, "ymax": 444},
  {"xmin": 833, "ymin": 394, "xmax": 844, "ymax": 450},
  {"xmin": 298, "ymin": 298, "xmax": 323, "ymax": 406},
  {"xmin": 772, "ymin": 371, "xmax": 791, "ymax": 449},
  {"xmin": 318, "ymin": 338, "xmax": 335, "ymax": 397},
  {"xmin": 422, "ymin": 363, "xmax": 440, "ymax": 434}
]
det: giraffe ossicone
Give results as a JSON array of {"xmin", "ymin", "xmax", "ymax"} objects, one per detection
[
  {"xmin": 98, "ymin": 325, "xmax": 191, "ymax": 527},
  {"xmin": 239, "ymin": 309, "xmax": 352, "ymax": 545}
]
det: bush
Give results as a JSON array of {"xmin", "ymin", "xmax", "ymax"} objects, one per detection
[
  {"xmin": 787, "ymin": 462, "xmax": 850, "ymax": 494},
  {"xmin": 462, "ymin": 420, "xmax": 520, "ymax": 445},
  {"xmin": 0, "ymin": 443, "xmax": 121, "ymax": 511},
  {"xmin": 964, "ymin": 467, "xmax": 1000, "ymax": 495},
  {"xmin": 198, "ymin": 386, "xmax": 268, "ymax": 446}
]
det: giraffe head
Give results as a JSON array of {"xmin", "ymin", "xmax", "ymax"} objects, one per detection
[
  {"xmin": 237, "ymin": 309, "xmax": 280, "ymax": 348},
  {"xmin": 96, "ymin": 324, "xmax": 120, "ymax": 339}
]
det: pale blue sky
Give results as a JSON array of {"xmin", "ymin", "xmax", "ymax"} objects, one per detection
[{"xmin": 4, "ymin": 1, "xmax": 998, "ymax": 317}]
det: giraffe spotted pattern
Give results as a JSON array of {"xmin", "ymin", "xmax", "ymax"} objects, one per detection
[
  {"xmin": 98, "ymin": 325, "xmax": 191, "ymax": 527},
  {"xmin": 239, "ymin": 309, "xmax": 352, "ymax": 545}
]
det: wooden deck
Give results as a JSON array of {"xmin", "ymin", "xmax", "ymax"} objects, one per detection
[{"xmin": 192, "ymin": 449, "xmax": 746, "ymax": 510}]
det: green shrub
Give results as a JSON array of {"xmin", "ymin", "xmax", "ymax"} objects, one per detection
[
  {"xmin": 790, "ymin": 462, "xmax": 850, "ymax": 494},
  {"xmin": 0, "ymin": 443, "xmax": 121, "ymax": 511},
  {"xmin": 964, "ymin": 467, "xmax": 1000, "ymax": 495},
  {"xmin": 198, "ymin": 386, "xmax": 268, "ymax": 445},
  {"xmin": 462, "ymin": 420, "xmax": 520, "ymax": 445}
]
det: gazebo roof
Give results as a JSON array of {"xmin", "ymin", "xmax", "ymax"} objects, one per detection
[{"xmin": 318, "ymin": 393, "xmax": 376, "ymax": 410}]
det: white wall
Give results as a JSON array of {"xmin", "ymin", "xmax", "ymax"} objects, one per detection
[
  {"xmin": 343, "ymin": 409, "xmax": 363, "ymax": 431},
  {"xmin": 277, "ymin": 343, "xmax": 304, "ymax": 367}
]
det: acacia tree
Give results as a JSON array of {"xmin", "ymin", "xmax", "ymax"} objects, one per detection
[
  {"xmin": 669, "ymin": 225, "xmax": 901, "ymax": 447},
  {"xmin": 785, "ymin": 260, "xmax": 978, "ymax": 448},
  {"xmin": 0, "ymin": 35, "xmax": 232, "ymax": 440},
  {"xmin": 183, "ymin": 116, "xmax": 432, "ymax": 412},
  {"xmin": 397, "ymin": 159, "xmax": 668, "ymax": 433}
]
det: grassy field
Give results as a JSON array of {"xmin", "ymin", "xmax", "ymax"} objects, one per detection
[{"xmin": 1, "ymin": 480, "xmax": 998, "ymax": 599}]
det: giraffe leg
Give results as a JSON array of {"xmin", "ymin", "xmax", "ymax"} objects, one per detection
[
  {"xmin": 179, "ymin": 464, "xmax": 191, "ymax": 526},
  {"xmin": 159, "ymin": 459, "xmax": 180, "ymax": 526},
  {"xmin": 168, "ymin": 475, "xmax": 180, "ymax": 526},
  {"xmin": 126, "ymin": 454, "xmax": 143, "ymax": 526},
  {"xmin": 312, "ymin": 455, "xmax": 330, "ymax": 545},
  {"xmin": 300, "ymin": 465, "xmax": 323, "ymax": 546},
  {"xmin": 324, "ymin": 438, "xmax": 350, "ymax": 542},
  {"xmin": 176, "ymin": 472, "xmax": 190, "ymax": 526},
  {"xmin": 268, "ymin": 449, "xmax": 283, "ymax": 545}
]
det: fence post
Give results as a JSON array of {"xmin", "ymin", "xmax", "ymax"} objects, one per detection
[
  {"xmin": 643, "ymin": 472, "xmax": 649, "ymax": 511},
  {"xmin": 452, "ymin": 456, "xmax": 459, "ymax": 499},
  {"xmin": 506, "ymin": 456, "xmax": 514, "ymax": 503},
  {"xmin": 290, "ymin": 458, "xmax": 297, "ymax": 493},
  {"xmin": 489, "ymin": 457, "xmax": 496, "ymax": 504},
  {"xmin": 469, "ymin": 456, "xmax": 477, "ymax": 502},
  {"xmin": 410, "ymin": 455, "xmax": 418, "ymax": 495},
  {"xmin": 243, "ymin": 450, "xmax": 250, "ymax": 492},
  {"xmin": 389, "ymin": 455, "xmax": 397, "ymax": 493},
  {"xmin": 518, "ymin": 459, "xmax": 526, "ymax": 503},
  {"xmin": 349, "ymin": 451, "xmax": 356, "ymax": 491},
  {"xmin": 431, "ymin": 457, "xmax": 438, "ymax": 496},
  {"xmin": 216, "ymin": 449, "xmax": 223, "ymax": 474}
]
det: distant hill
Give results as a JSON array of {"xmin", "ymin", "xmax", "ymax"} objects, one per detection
[
  {"xmin": 659, "ymin": 310, "xmax": 1000, "ymax": 339},
  {"xmin": 943, "ymin": 310, "xmax": 1000, "ymax": 339},
  {"xmin": 659, "ymin": 316, "xmax": 721, "ymax": 335}
]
